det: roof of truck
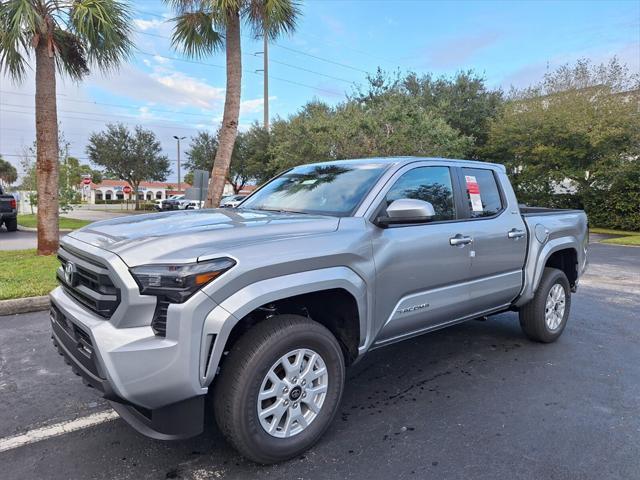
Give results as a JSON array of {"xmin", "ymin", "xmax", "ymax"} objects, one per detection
[{"xmin": 304, "ymin": 157, "xmax": 507, "ymax": 172}]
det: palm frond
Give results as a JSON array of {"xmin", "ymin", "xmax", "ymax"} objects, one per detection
[
  {"xmin": 0, "ymin": 0, "xmax": 44, "ymax": 81},
  {"xmin": 245, "ymin": 0, "xmax": 301, "ymax": 40},
  {"xmin": 69, "ymin": 0, "xmax": 133, "ymax": 72},
  {"xmin": 53, "ymin": 28, "xmax": 89, "ymax": 81},
  {"xmin": 170, "ymin": 10, "xmax": 223, "ymax": 59}
]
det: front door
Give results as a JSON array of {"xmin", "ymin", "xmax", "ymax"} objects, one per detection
[{"xmin": 369, "ymin": 164, "xmax": 475, "ymax": 345}]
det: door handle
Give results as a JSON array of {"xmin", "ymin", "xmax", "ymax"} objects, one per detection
[
  {"xmin": 508, "ymin": 228, "xmax": 526, "ymax": 239},
  {"xmin": 449, "ymin": 235, "xmax": 473, "ymax": 246}
]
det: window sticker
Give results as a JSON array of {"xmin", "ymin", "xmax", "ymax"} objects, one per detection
[{"xmin": 465, "ymin": 175, "xmax": 483, "ymax": 212}]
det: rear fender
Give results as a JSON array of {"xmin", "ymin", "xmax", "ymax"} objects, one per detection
[{"xmin": 515, "ymin": 237, "xmax": 579, "ymax": 307}]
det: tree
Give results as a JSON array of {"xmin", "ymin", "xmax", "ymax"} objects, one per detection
[
  {"xmin": 351, "ymin": 68, "xmax": 504, "ymax": 157},
  {"xmin": 236, "ymin": 122, "xmax": 272, "ymax": 185},
  {"xmin": 482, "ymin": 57, "xmax": 639, "ymax": 226},
  {"xmin": 0, "ymin": 0, "xmax": 132, "ymax": 255},
  {"xmin": 184, "ymin": 131, "xmax": 218, "ymax": 174},
  {"xmin": 20, "ymin": 131, "xmax": 102, "ymax": 212},
  {"xmin": 402, "ymin": 70, "xmax": 504, "ymax": 156},
  {"xmin": 166, "ymin": 0, "xmax": 300, "ymax": 207},
  {"xmin": 268, "ymin": 95, "xmax": 473, "ymax": 174},
  {"xmin": 86, "ymin": 124, "xmax": 170, "ymax": 210},
  {"xmin": 184, "ymin": 126, "xmax": 271, "ymax": 194},
  {"xmin": 0, "ymin": 155, "xmax": 18, "ymax": 187},
  {"xmin": 61, "ymin": 156, "xmax": 103, "ymax": 188}
]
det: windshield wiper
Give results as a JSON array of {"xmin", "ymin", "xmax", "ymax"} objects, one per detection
[{"xmin": 251, "ymin": 207, "xmax": 309, "ymax": 214}]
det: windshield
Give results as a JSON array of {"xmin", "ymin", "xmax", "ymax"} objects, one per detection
[{"xmin": 241, "ymin": 162, "xmax": 388, "ymax": 216}]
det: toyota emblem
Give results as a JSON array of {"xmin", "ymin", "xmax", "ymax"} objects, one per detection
[{"xmin": 64, "ymin": 262, "xmax": 77, "ymax": 286}]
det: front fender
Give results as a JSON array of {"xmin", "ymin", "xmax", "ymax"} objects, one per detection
[{"xmin": 199, "ymin": 266, "xmax": 368, "ymax": 387}]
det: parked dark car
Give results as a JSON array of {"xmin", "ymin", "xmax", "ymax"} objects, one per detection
[
  {"xmin": 159, "ymin": 194, "xmax": 185, "ymax": 211},
  {"xmin": 0, "ymin": 186, "xmax": 17, "ymax": 232}
]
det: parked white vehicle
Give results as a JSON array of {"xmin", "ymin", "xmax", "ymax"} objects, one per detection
[{"xmin": 220, "ymin": 194, "xmax": 247, "ymax": 208}]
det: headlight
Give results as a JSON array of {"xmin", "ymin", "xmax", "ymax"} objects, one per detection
[{"xmin": 130, "ymin": 258, "xmax": 235, "ymax": 303}]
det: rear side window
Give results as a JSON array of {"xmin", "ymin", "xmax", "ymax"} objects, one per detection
[
  {"xmin": 385, "ymin": 166, "xmax": 456, "ymax": 221},
  {"xmin": 461, "ymin": 168, "xmax": 503, "ymax": 218}
]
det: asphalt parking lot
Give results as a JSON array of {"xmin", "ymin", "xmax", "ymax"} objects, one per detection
[{"xmin": 0, "ymin": 241, "xmax": 638, "ymax": 480}]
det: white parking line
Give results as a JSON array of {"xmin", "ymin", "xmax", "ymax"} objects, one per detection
[{"xmin": 0, "ymin": 410, "xmax": 119, "ymax": 453}]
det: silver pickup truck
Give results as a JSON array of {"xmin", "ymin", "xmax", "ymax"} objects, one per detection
[{"xmin": 50, "ymin": 157, "xmax": 588, "ymax": 463}]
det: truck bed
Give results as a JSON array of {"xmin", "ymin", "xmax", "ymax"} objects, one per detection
[{"xmin": 519, "ymin": 206, "xmax": 584, "ymax": 217}]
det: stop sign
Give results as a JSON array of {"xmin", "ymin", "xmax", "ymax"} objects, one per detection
[
  {"xmin": 123, "ymin": 185, "xmax": 132, "ymax": 194},
  {"xmin": 82, "ymin": 177, "xmax": 91, "ymax": 185}
]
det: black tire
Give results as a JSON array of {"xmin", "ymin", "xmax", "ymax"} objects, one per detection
[
  {"xmin": 4, "ymin": 217, "xmax": 17, "ymax": 232},
  {"xmin": 213, "ymin": 314, "xmax": 345, "ymax": 464},
  {"xmin": 519, "ymin": 267, "xmax": 571, "ymax": 343}
]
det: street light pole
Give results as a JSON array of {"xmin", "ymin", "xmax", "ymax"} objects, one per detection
[
  {"xmin": 255, "ymin": 32, "xmax": 269, "ymax": 129},
  {"xmin": 173, "ymin": 135, "xmax": 186, "ymax": 192},
  {"xmin": 263, "ymin": 33, "xmax": 269, "ymax": 130}
]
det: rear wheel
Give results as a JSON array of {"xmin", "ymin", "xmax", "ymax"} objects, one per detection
[
  {"xmin": 4, "ymin": 217, "xmax": 17, "ymax": 232},
  {"xmin": 213, "ymin": 314, "xmax": 345, "ymax": 464},
  {"xmin": 519, "ymin": 267, "xmax": 571, "ymax": 343}
]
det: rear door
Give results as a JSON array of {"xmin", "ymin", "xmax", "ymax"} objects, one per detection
[
  {"xmin": 455, "ymin": 167, "xmax": 527, "ymax": 312},
  {"xmin": 368, "ymin": 162, "xmax": 476, "ymax": 345}
]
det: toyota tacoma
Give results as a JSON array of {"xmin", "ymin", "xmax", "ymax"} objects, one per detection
[{"xmin": 50, "ymin": 157, "xmax": 588, "ymax": 463}]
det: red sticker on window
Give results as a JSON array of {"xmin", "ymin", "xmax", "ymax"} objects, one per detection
[
  {"xmin": 465, "ymin": 176, "xmax": 480, "ymax": 194},
  {"xmin": 465, "ymin": 175, "xmax": 483, "ymax": 212}
]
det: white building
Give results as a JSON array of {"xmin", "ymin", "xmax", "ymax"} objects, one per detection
[{"xmin": 87, "ymin": 180, "xmax": 187, "ymax": 203}]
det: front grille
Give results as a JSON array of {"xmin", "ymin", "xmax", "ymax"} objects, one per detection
[
  {"xmin": 57, "ymin": 246, "xmax": 120, "ymax": 318},
  {"xmin": 151, "ymin": 298, "xmax": 170, "ymax": 336},
  {"xmin": 50, "ymin": 304, "xmax": 102, "ymax": 382}
]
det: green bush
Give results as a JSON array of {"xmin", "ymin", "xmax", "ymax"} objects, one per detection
[{"xmin": 582, "ymin": 162, "xmax": 640, "ymax": 231}]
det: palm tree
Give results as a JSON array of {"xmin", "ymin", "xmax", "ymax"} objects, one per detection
[
  {"xmin": 166, "ymin": 0, "xmax": 300, "ymax": 207},
  {"xmin": 0, "ymin": 0, "xmax": 132, "ymax": 255}
]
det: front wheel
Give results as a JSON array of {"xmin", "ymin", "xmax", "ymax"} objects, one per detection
[
  {"xmin": 519, "ymin": 267, "xmax": 571, "ymax": 343},
  {"xmin": 213, "ymin": 314, "xmax": 345, "ymax": 464}
]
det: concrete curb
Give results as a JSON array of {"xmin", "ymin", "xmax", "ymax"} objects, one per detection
[
  {"xmin": 0, "ymin": 296, "xmax": 50, "ymax": 317},
  {"xmin": 17, "ymin": 225, "xmax": 73, "ymax": 233}
]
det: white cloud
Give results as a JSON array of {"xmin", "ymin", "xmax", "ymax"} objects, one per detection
[
  {"xmin": 153, "ymin": 55, "xmax": 170, "ymax": 65},
  {"xmin": 152, "ymin": 71, "xmax": 225, "ymax": 108},
  {"xmin": 133, "ymin": 18, "xmax": 165, "ymax": 32},
  {"xmin": 240, "ymin": 96, "xmax": 276, "ymax": 114}
]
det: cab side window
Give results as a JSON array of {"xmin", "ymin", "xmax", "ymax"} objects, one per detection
[
  {"xmin": 461, "ymin": 167, "xmax": 503, "ymax": 218},
  {"xmin": 385, "ymin": 167, "xmax": 456, "ymax": 221}
]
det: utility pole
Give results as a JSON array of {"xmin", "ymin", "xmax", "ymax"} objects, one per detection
[
  {"xmin": 173, "ymin": 135, "xmax": 186, "ymax": 192},
  {"xmin": 263, "ymin": 33, "xmax": 269, "ymax": 129}
]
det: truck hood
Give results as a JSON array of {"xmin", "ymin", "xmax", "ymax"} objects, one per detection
[{"xmin": 66, "ymin": 208, "xmax": 339, "ymax": 266}]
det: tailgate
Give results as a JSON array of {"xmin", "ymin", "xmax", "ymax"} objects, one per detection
[{"xmin": 0, "ymin": 197, "xmax": 15, "ymax": 213}]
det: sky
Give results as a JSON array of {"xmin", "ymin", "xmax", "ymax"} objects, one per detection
[{"xmin": 0, "ymin": 0, "xmax": 638, "ymax": 183}]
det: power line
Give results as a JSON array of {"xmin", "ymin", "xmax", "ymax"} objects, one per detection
[
  {"xmin": 1, "ymin": 108, "xmax": 204, "ymax": 132},
  {"xmin": 260, "ymin": 56, "xmax": 354, "ymax": 84},
  {"xmin": 133, "ymin": 8, "xmax": 371, "ymax": 74},
  {"xmin": 134, "ymin": 29, "xmax": 357, "ymax": 84},
  {"xmin": 268, "ymin": 43, "xmax": 368, "ymax": 74},
  {"xmin": 2, "ymin": 102, "xmax": 204, "ymax": 123},
  {"xmin": 1, "ymin": 90, "xmax": 218, "ymax": 120},
  {"xmin": 135, "ymin": 49, "xmax": 346, "ymax": 96},
  {"xmin": 0, "ymin": 153, "xmax": 185, "ymax": 163}
]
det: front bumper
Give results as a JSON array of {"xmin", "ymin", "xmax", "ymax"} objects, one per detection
[{"xmin": 50, "ymin": 302, "xmax": 204, "ymax": 439}]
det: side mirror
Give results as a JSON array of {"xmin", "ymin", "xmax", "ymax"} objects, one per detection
[{"xmin": 376, "ymin": 199, "xmax": 436, "ymax": 227}]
